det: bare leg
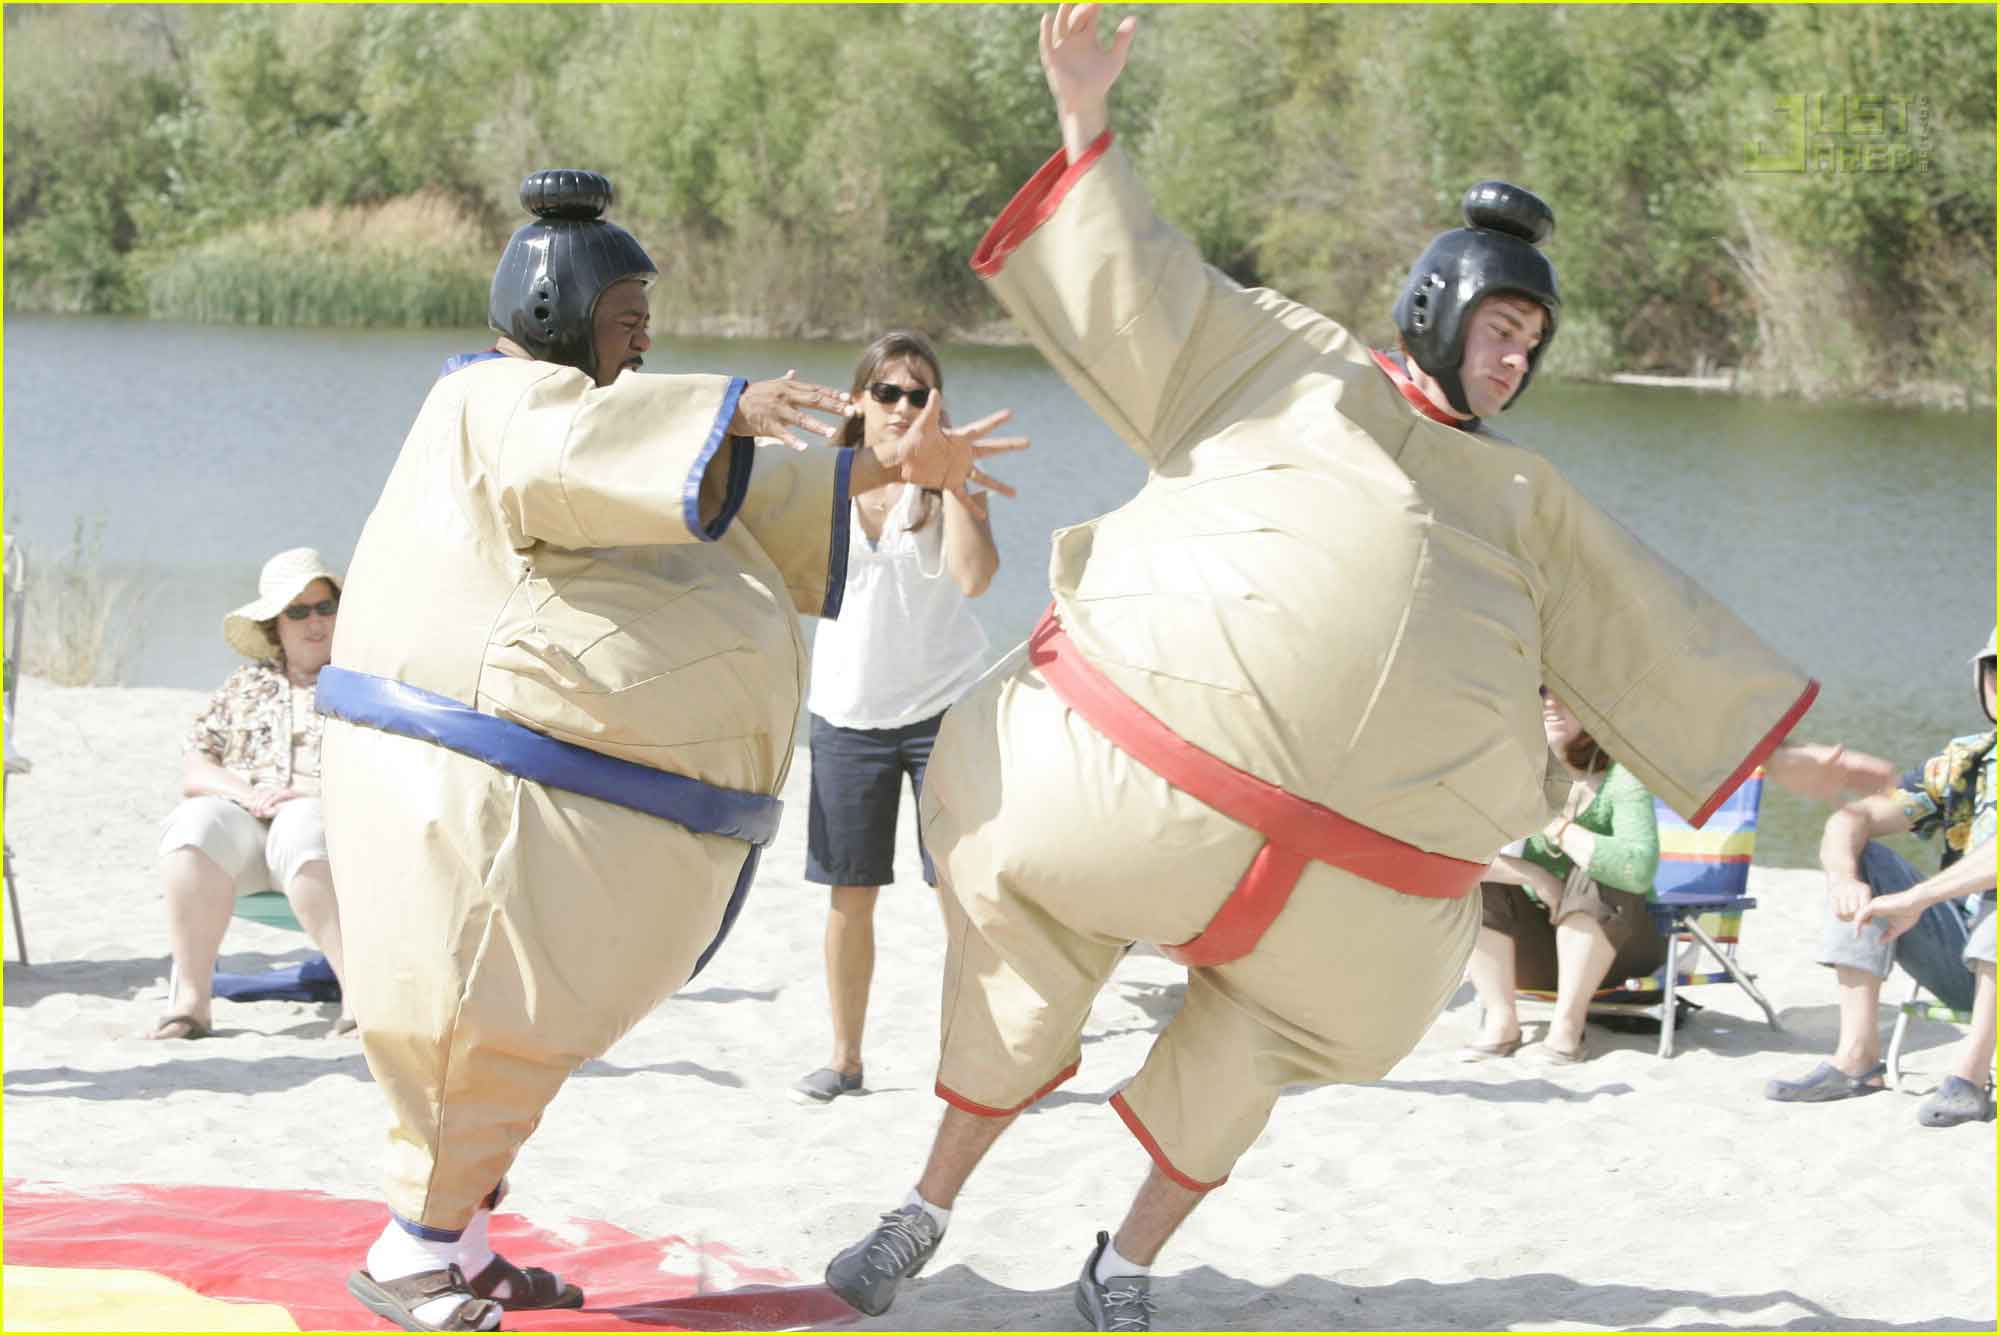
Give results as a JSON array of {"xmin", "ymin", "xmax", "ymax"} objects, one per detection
[
  {"xmin": 1831, "ymin": 964, "xmax": 1887, "ymax": 1076},
  {"xmin": 1111, "ymin": 1165, "xmax": 1204, "ymax": 1265},
  {"xmin": 825, "ymin": 885, "xmax": 881, "ymax": 1074},
  {"xmin": 283, "ymin": 858, "xmax": 351, "ymax": 1021},
  {"xmin": 152, "ymin": 847, "xmax": 236, "ymax": 1034},
  {"xmin": 914, "ymin": 1105, "xmax": 1017, "ymax": 1209},
  {"xmin": 1949, "ymin": 963, "xmax": 1997, "ymax": 1085},
  {"xmin": 1463, "ymin": 926, "xmax": 1522, "ymax": 1045},
  {"xmin": 1547, "ymin": 914, "xmax": 1617, "ymax": 1053}
]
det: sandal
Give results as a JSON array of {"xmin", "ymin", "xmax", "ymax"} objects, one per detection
[
  {"xmin": 145, "ymin": 1013, "xmax": 212, "ymax": 1041},
  {"xmin": 464, "ymin": 1254, "xmax": 585, "ymax": 1310},
  {"xmin": 1455, "ymin": 1036, "xmax": 1524, "ymax": 1062},
  {"xmin": 1533, "ymin": 1035, "xmax": 1590, "ymax": 1066},
  {"xmin": 1763, "ymin": 1060, "xmax": 1886, "ymax": 1103},
  {"xmin": 346, "ymin": 1265, "xmax": 501, "ymax": 1332}
]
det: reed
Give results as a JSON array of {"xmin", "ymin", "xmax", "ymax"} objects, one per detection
[
  {"xmin": 143, "ymin": 191, "xmax": 492, "ymax": 328},
  {"xmin": 18, "ymin": 519, "xmax": 146, "ymax": 687}
]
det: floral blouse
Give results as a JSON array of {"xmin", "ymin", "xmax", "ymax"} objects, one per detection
[
  {"xmin": 184, "ymin": 661, "xmax": 321, "ymax": 795},
  {"xmin": 1896, "ymin": 730, "xmax": 1996, "ymax": 870},
  {"xmin": 1520, "ymin": 763, "xmax": 1662, "ymax": 898}
]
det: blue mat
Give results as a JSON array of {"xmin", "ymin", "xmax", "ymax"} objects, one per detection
[{"xmin": 211, "ymin": 954, "xmax": 340, "ymax": 1004}]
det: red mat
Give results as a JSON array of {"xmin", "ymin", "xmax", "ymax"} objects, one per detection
[{"xmin": 1, "ymin": 1179, "xmax": 854, "ymax": 1330}]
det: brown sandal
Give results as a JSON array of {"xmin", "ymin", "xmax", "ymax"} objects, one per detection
[{"xmin": 346, "ymin": 1265, "xmax": 502, "ymax": 1332}]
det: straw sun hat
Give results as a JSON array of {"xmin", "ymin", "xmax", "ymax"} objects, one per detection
[{"xmin": 222, "ymin": 547, "xmax": 343, "ymax": 661}]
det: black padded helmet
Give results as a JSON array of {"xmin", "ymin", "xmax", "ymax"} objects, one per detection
[
  {"xmin": 1391, "ymin": 180, "xmax": 1560, "ymax": 416},
  {"xmin": 489, "ymin": 168, "xmax": 657, "ymax": 379}
]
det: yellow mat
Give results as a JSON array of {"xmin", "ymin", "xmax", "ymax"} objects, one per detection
[{"xmin": 2, "ymin": 1265, "xmax": 300, "ymax": 1331}]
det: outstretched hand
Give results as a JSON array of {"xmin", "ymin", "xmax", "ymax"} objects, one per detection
[
  {"xmin": 875, "ymin": 390, "xmax": 1029, "ymax": 494},
  {"xmin": 1765, "ymin": 742, "xmax": 1898, "ymax": 804},
  {"xmin": 1041, "ymin": 4, "xmax": 1137, "ymax": 159},
  {"xmin": 731, "ymin": 371, "xmax": 851, "ymax": 450}
]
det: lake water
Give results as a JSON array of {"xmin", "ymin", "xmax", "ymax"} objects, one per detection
[{"xmin": 3, "ymin": 313, "xmax": 1993, "ymax": 866}]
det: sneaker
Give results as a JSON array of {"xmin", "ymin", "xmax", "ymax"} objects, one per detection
[
  {"xmin": 1074, "ymin": 1231, "xmax": 1157, "ymax": 1332},
  {"xmin": 791, "ymin": 1067, "xmax": 863, "ymax": 1105},
  {"xmin": 824, "ymin": 1205, "xmax": 942, "ymax": 1316},
  {"xmin": 1918, "ymin": 1075, "xmax": 1996, "ymax": 1127}
]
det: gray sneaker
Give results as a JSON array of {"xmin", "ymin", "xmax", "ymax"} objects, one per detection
[
  {"xmin": 825, "ymin": 1204, "xmax": 942, "ymax": 1316},
  {"xmin": 1074, "ymin": 1231, "xmax": 1157, "ymax": 1332},
  {"xmin": 1918, "ymin": 1075, "xmax": 1996, "ymax": 1127},
  {"xmin": 791, "ymin": 1067, "xmax": 863, "ymax": 1105}
]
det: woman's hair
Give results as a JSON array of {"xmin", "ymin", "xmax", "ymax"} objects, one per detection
[
  {"xmin": 255, "ymin": 616, "xmax": 283, "ymax": 665},
  {"xmin": 842, "ymin": 330, "xmax": 945, "ymax": 531},
  {"xmin": 1563, "ymin": 731, "xmax": 1610, "ymax": 775}
]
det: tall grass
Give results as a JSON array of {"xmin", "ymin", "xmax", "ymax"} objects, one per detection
[
  {"xmin": 14, "ymin": 518, "xmax": 148, "ymax": 687},
  {"xmin": 143, "ymin": 190, "xmax": 491, "ymax": 327}
]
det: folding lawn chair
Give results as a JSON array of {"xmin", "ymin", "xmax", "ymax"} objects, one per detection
[
  {"xmin": 4, "ymin": 537, "xmax": 31, "ymax": 965},
  {"xmin": 1576, "ymin": 770, "xmax": 1781, "ymax": 1057},
  {"xmin": 1884, "ymin": 975, "xmax": 1976, "ymax": 1091}
]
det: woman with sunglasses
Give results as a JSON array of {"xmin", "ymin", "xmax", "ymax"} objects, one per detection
[
  {"xmin": 793, "ymin": 331, "xmax": 1014, "ymax": 1105},
  {"xmin": 1460, "ymin": 687, "xmax": 1668, "ymax": 1064},
  {"xmin": 146, "ymin": 547, "xmax": 354, "ymax": 1041}
]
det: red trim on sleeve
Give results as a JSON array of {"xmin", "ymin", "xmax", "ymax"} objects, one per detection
[
  {"xmin": 1688, "ymin": 678, "xmax": 1819, "ymax": 828},
  {"xmin": 1109, "ymin": 1092, "xmax": 1229, "ymax": 1192},
  {"xmin": 969, "ymin": 132, "xmax": 1115, "ymax": 279},
  {"xmin": 934, "ymin": 1061, "xmax": 1080, "ymax": 1118}
]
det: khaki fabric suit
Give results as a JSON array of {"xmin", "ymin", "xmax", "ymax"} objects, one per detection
[
  {"xmin": 918, "ymin": 142, "xmax": 1815, "ymax": 1188},
  {"xmin": 324, "ymin": 356, "xmax": 842, "ymax": 1231}
]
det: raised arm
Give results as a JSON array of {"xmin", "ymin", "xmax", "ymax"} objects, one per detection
[
  {"xmin": 974, "ymin": 7, "xmax": 1358, "ymax": 471},
  {"xmin": 1042, "ymin": 4, "xmax": 1137, "ymax": 162}
]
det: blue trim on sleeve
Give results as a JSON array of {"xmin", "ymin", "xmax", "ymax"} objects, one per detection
[
  {"xmin": 439, "ymin": 348, "xmax": 505, "ymax": 379},
  {"xmin": 686, "ymin": 376, "xmax": 750, "ymax": 541},
  {"xmin": 315, "ymin": 666, "xmax": 782, "ymax": 846},
  {"xmin": 821, "ymin": 448, "xmax": 857, "ymax": 620},
  {"xmin": 716, "ymin": 434, "xmax": 754, "ymax": 534}
]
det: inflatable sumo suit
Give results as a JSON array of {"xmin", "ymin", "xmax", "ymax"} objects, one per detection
[
  {"xmin": 319, "ymin": 171, "xmax": 858, "ymax": 1235},
  {"xmin": 916, "ymin": 135, "xmax": 1820, "ymax": 1190}
]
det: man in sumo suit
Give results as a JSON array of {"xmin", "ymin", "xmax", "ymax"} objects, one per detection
[
  {"xmin": 823, "ymin": 9, "xmax": 1893, "ymax": 1331},
  {"xmin": 320, "ymin": 168, "xmax": 1023, "ymax": 1331}
]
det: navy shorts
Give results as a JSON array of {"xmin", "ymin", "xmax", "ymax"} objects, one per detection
[{"xmin": 806, "ymin": 711, "xmax": 941, "ymax": 887}]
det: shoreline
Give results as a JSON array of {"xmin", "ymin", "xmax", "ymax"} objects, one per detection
[
  {"xmin": 2, "ymin": 677, "xmax": 1993, "ymax": 1329},
  {"xmin": 4, "ymin": 306, "xmax": 1989, "ymax": 412}
]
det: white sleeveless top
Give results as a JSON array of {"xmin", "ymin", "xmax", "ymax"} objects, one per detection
[{"xmin": 808, "ymin": 484, "xmax": 990, "ymax": 730}]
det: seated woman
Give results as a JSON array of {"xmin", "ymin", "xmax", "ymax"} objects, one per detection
[
  {"xmin": 792, "ymin": 331, "xmax": 1010, "ymax": 1104},
  {"xmin": 1462, "ymin": 686, "xmax": 1668, "ymax": 1064},
  {"xmin": 147, "ymin": 548, "xmax": 351, "ymax": 1040}
]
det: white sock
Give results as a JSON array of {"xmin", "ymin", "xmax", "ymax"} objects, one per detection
[
  {"xmin": 365, "ymin": 1219, "xmax": 500, "ymax": 1330},
  {"xmin": 455, "ymin": 1207, "xmax": 498, "ymax": 1288},
  {"xmin": 1095, "ymin": 1237, "xmax": 1149, "ymax": 1284},
  {"xmin": 903, "ymin": 1188, "xmax": 951, "ymax": 1235}
]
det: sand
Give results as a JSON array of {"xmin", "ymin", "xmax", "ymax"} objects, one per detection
[{"xmin": 2, "ymin": 676, "xmax": 1993, "ymax": 1330}]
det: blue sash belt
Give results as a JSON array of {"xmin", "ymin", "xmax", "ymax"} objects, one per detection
[{"xmin": 315, "ymin": 664, "xmax": 778, "ymax": 978}]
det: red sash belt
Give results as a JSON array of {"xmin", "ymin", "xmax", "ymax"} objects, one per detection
[{"xmin": 1027, "ymin": 608, "xmax": 1482, "ymax": 967}]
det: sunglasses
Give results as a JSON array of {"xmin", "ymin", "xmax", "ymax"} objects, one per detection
[
  {"xmin": 866, "ymin": 381, "xmax": 933, "ymax": 409},
  {"xmin": 282, "ymin": 597, "xmax": 340, "ymax": 621}
]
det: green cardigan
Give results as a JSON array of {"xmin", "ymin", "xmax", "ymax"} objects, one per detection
[{"xmin": 1522, "ymin": 763, "xmax": 1661, "ymax": 899}]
